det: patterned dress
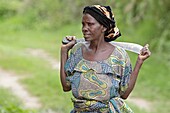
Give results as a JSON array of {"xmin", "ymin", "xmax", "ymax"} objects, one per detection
[{"xmin": 65, "ymin": 42, "xmax": 133, "ymax": 113}]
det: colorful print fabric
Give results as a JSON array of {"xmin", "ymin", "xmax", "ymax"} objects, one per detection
[{"xmin": 65, "ymin": 42, "xmax": 133, "ymax": 113}]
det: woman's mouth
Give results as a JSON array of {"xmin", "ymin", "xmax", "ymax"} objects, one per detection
[{"xmin": 83, "ymin": 34, "xmax": 91, "ymax": 37}]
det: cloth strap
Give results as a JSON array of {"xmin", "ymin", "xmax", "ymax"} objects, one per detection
[{"xmin": 71, "ymin": 97, "xmax": 133, "ymax": 112}]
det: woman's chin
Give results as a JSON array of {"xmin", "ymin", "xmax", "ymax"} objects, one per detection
[{"xmin": 83, "ymin": 37, "xmax": 89, "ymax": 41}]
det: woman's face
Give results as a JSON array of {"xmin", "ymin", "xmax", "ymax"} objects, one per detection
[{"xmin": 82, "ymin": 13, "xmax": 104, "ymax": 41}]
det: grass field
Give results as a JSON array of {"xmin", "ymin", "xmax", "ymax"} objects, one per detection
[{"xmin": 0, "ymin": 23, "xmax": 169, "ymax": 113}]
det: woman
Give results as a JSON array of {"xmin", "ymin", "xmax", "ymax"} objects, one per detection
[{"xmin": 60, "ymin": 5, "xmax": 151, "ymax": 113}]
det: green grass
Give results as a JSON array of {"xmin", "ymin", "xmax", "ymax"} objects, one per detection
[
  {"xmin": 0, "ymin": 88, "xmax": 36, "ymax": 113},
  {"xmin": 0, "ymin": 23, "xmax": 169, "ymax": 113}
]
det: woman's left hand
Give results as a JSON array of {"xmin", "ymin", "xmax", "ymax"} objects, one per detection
[{"xmin": 138, "ymin": 44, "xmax": 151, "ymax": 62}]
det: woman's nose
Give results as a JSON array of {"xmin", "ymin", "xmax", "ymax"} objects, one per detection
[{"xmin": 82, "ymin": 25, "xmax": 88, "ymax": 32}]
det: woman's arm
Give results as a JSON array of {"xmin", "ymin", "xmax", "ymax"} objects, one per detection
[
  {"xmin": 121, "ymin": 44, "xmax": 151, "ymax": 99},
  {"xmin": 60, "ymin": 48, "xmax": 71, "ymax": 92},
  {"xmin": 60, "ymin": 36, "xmax": 76, "ymax": 92}
]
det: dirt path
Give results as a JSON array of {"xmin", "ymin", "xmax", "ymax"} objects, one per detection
[
  {"xmin": 0, "ymin": 48, "xmax": 60, "ymax": 109},
  {"xmin": 26, "ymin": 48, "xmax": 60, "ymax": 70},
  {"xmin": 128, "ymin": 96, "xmax": 152, "ymax": 111},
  {"xmin": 0, "ymin": 68, "xmax": 41, "ymax": 109}
]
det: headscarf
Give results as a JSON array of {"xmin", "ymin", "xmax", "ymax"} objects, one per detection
[{"xmin": 83, "ymin": 5, "xmax": 121, "ymax": 42}]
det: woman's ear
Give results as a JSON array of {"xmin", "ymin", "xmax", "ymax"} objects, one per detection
[{"xmin": 102, "ymin": 26, "xmax": 107, "ymax": 32}]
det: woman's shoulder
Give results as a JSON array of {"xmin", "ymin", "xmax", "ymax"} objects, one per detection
[
  {"xmin": 111, "ymin": 45, "xmax": 129, "ymax": 60},
  {"xmin": 71, "ymin": 42, "xmax": 84, "ymax": 54},
  {"xmin": 115, "ymin": 45, "xmax": 127, "ymax": 54}
]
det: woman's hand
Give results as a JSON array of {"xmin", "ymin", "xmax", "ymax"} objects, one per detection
[
  {"xmin": 138, "ymin": 44, "xmax": 151, "ymax": 63},
  {"xmin": 61, "ymin": 36, "xmax": 76, "ymax": 52}
]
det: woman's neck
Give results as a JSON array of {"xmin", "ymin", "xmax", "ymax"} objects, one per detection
[
  {"xmin": 82, "ymin": 41, "xmax": 115, "ymax": 61},
  {"xmin": 88, "ymin": 38, "xmax": 107, "ymax": 53}
]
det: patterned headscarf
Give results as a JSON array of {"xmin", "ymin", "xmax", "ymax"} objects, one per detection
[{"xmin": 83, "ymin": 5, "xmax": 121, "ymax": 42}]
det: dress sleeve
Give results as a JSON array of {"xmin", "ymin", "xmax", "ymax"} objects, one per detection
[
  {"xmin": 120, "ymin": 52, "xmax": 132, "ymax": 95},
  {"xmin": 64, "ymin": 50, "xmax": 75, "ymax": 77},
  {"xmin": 64, "ymin": 43, "xmax": 82, "ymax": 76}
]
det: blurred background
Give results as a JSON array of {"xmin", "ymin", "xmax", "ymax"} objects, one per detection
[{"xmin": 0, "ymin": 0, "xmax": 169, "ymax": 113}]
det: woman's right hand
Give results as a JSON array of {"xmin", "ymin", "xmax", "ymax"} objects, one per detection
[{"xmin": 61, "ymin": 36, "xmax": 76, "ymax": 52}]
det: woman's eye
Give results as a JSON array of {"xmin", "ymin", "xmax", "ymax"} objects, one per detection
[{"xmin": 88, "ymin": 23, "xmax": 94, "ymax": 26}]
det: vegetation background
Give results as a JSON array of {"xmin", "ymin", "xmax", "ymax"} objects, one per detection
[{"xmin": 0, "ymin": 0, "xmax": 169, "ymax": 113}]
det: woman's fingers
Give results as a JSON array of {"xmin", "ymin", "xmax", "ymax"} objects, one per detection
[
  {"xmin": 65, "ymin": 36, "xmax": 76, "ymax": 44},
  {"xmin": 66, "ymin": 36, "xmax": 76, "ymax": 41},
  {"xmin": 138, "ymin": 44, "xmax": 151, "ymax": 61},
  {"xmin": 61, "ymin": 36, "xmax": 76, "ymax": 51},
  {"xmin": 140, "ymin": 44, "xmax": 151, "ymax": 55}
]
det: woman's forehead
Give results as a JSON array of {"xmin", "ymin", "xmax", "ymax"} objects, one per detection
[{"xmin": 82, "ymin": 13, "xmax": 97, "ymax": 22}]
